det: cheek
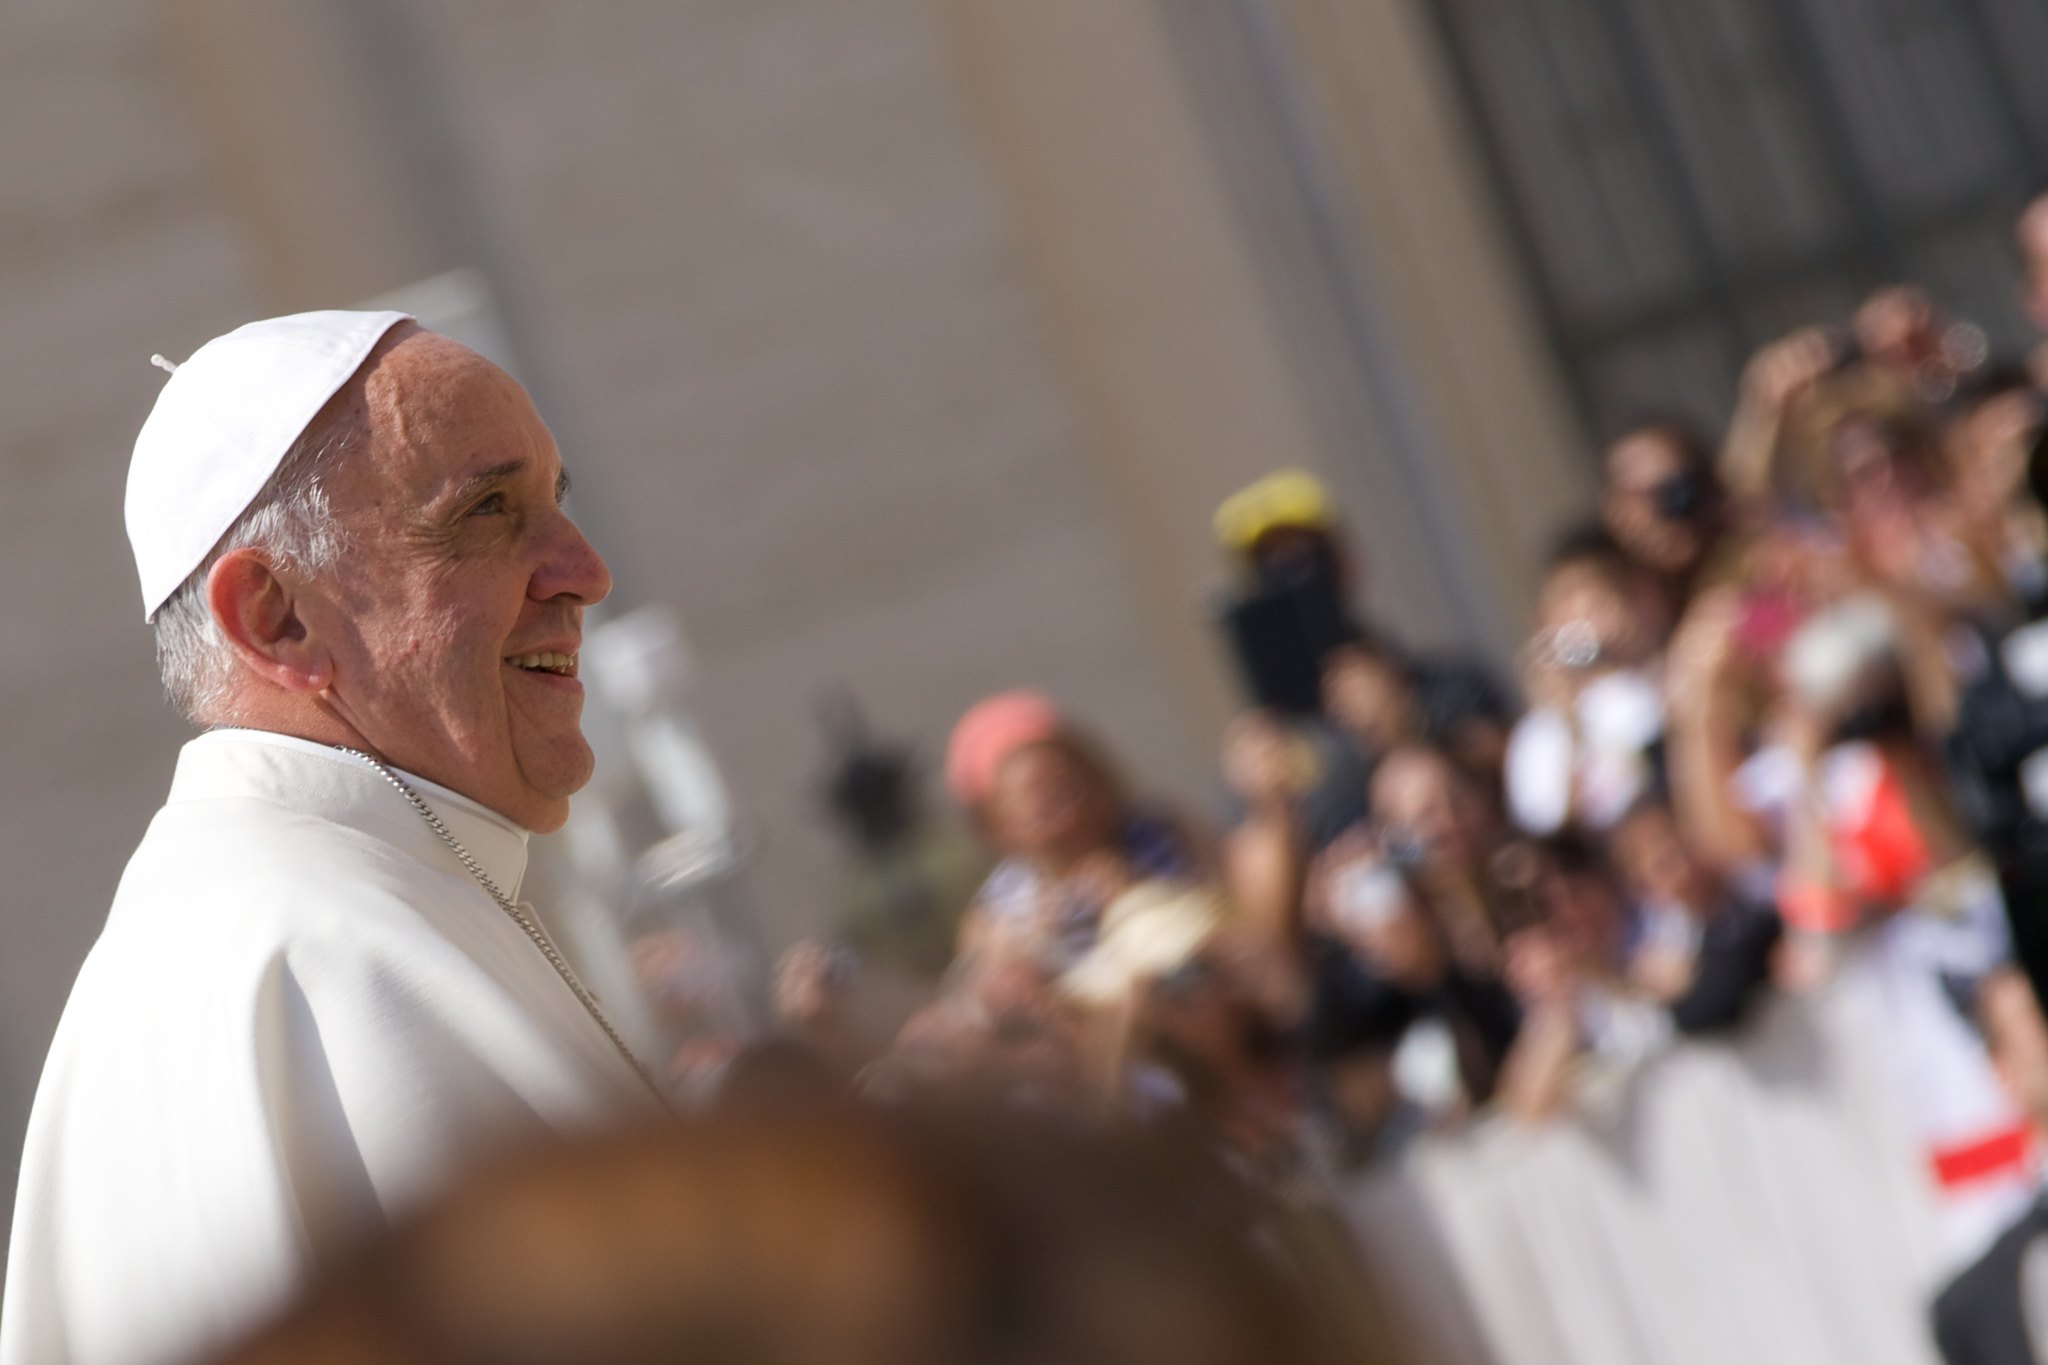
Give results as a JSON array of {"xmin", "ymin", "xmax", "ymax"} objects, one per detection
[
  {"xmin": 984, "ymin": 798, "xmax": 1034, "ymax": 846},
  {"xmin": 392, "ymin": 633, "xmax": 430, "ymax": 668},
  {"xmin": 1419, "ymin": 793, "xmax": 1457, "ymax": 831},
  {"xmin": 1362, "ymin": 681, "xmax": 1410, "ymax": 721},
  {"xmin": 1379, "ymin": 794, "xmax": 1420, "ymax": 832},
  {"xmin": 1611, "ymin": 497, "xmax": 1655, "ymax": 530},
  {"xmin": 382, "ymin": 608, "xmax": 512, "ymax": 709}
]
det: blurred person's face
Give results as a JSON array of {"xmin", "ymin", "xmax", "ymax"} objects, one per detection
[
  {"xmin": 984, "ymin": 740, "xmax": 1118, "ymax": 864},
  {"xmin": 1246, "ymin": 524, "xmax": 1349, "ymax": 594},
  {"xmin": 1602, "ymin": 430, "xmax": 1707, "ymax": 574},
  {"xmin": 1981, "ymin": 967, "xmax": 2048, "ymax": 1129},
  {"xmin": 1532, "ymin": 866, "xmax": 1626, "ymax": 973},
  {"xmin": 1770, "ymin": 519, "xmax": 1859, "ymax": 616},
  {"xmin": 1830, "ymin": 416, "xmax": 1932, "ymax": 519},
  {"xmin": 1321, "ymin": 646, "xmax": 1417, "ymax": 754},
  {"xmin": 1539, "ymin": 561, "xmax": 1653, "ymax": 663},
  {"xmin": 292, "ymin": 330, "xmax": 612, "ymax": 831},
  {"xmin": 2020, "ymin": 196, "xmax": 2048, "ymax": 333},
  {"xmin": 1608, "ymin": 807, "xmax": 1713, "ymax": 915},
  {"xmin": 1371, "ymin": 748, "xmax": 1491, "ymax": 872},
  {"xmin": 1247, "ymin": 524, "xmax": 1328, "ymax": 567}
]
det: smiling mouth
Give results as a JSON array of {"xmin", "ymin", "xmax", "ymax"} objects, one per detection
[{"xmin": 507, "ymin": 651, "xmax": 578, "ymax": 678}]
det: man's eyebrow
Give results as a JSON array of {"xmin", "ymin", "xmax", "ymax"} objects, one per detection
[
  {"xmin": 450, "ymin": 459, "xmax": 526, "ymax": 503},
  {"xmin": 556, "ymin": 468, "xmax": 572, "ymax": 503}
]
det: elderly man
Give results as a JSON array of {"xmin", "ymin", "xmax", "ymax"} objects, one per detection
[{"xmin": 0, "ymin": 312, "xmax": 661, "ymax": 1365}]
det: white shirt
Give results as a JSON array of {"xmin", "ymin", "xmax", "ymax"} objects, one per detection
[
  {"xmin": 1, "ymin": 729, "xmax": 658, "ymax": 1365},
  {"xmin": 1504, "ymin": 668, "xmax": 1666, "ymax": 834}
]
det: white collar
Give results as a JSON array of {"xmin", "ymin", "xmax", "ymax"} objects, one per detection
[{"xmin": 167, "ymin": 728, "xmax": 531, "ymax": 902}]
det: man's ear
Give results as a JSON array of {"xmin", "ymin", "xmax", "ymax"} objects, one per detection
[{"xmin": 206, "ymin": 549, "xmax": 334, "ymax": 694}]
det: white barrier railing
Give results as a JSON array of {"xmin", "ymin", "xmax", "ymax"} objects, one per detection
[{"xmin": 1340, "ymin": 983, "xmax": 1983, "ymax": 1365}]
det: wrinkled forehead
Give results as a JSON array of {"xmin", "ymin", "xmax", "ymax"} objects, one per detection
[{"xmin": 350, "ymin": 328, "xmax": 556, "ymax": 487}]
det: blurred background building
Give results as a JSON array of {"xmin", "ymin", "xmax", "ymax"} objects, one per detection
[{"xmin": 4, "ymin": 0, "xmax": 2046, "ymax": 1279}]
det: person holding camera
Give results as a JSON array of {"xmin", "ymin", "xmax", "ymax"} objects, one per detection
[
  {"xmin": 1300, "ymin": 829, "xmax": 1521, "ymax": 1158},
  {"xmin": 1600, "ymin": 416, "xmax": 1729, "ymax": 619},
  {"xmin": 1504, "ymin": 528, "xmax": 1672, "ymax": 836}
]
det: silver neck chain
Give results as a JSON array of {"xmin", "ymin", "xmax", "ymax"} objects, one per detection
[{"xmin": 333, "ymin": 747, "xmax": 666, "ymax": 1104}]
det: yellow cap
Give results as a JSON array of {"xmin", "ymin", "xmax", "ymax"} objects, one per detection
[{"xmin": 1213, "ymin": 469, "xmax": 1336, "ymax": 552}]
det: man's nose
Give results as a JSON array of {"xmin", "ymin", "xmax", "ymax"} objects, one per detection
[{"xmin": 533, "ymin": 512, "xmax": 613, "ymax": 607}]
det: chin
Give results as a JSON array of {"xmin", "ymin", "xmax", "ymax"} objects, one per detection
[
  {"xmin": 517, "ymin": 742, "xmax": 596, "ymax": 832},
  {"xmin": 525, "ymin": 796, "xmax": 574, "ymax": 835}
]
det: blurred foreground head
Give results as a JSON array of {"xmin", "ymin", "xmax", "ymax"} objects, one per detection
[{"xmin": 213, "ymin": 1099, "xmax": 1327, "ymax": 1365}]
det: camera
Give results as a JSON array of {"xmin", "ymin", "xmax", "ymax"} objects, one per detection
[{"xmin": 1653, "ymin": 469, "xmax": 1708, "ymax": 522}]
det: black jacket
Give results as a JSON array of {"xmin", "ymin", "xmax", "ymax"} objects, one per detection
[
  {"xmin": 1304, "ymin": 934, "xmax": 1521, "ymax": 1101},
  {"xmin": 1934, "ymin": 1198, "xmax": 2048, "ymax": 1365},
  {"xmin": 1667, "ymin": 895, "xmax": 1781, "ymax": 1035}
]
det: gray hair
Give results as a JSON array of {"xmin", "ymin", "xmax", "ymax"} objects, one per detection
[{"xmin": 152, "ymin": 408, "xmax": 365, "ymax": 724}]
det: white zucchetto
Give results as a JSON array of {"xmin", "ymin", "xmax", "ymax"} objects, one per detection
[{"xmin": 126, "ymin": 309, "xmax": 413, "ymax": 621}]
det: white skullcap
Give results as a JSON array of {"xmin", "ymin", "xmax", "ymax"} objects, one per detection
[{"xmin": 126, "ymin": 309, "xmax": 413, "ymax": 621}]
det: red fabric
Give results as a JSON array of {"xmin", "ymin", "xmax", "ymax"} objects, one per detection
[
  {"xmin": 1829, "ymin": 756, "xmax": 1930, "ymax": 905},
  {"xmin": 945, "ymin": 690, "xmax": 1064, "ymax": 808},
  {"xmin": 1928, "ymin": 1124, "xmax": 2035, "ymax": 1189}
]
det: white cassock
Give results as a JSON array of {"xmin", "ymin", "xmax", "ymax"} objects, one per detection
[{"xmin": 0, "ymin": 728, "xmax": 660, "ymax": 1365}]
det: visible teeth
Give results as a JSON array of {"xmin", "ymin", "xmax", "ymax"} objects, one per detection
[{"xmin": 507, "ymin": 651, "xmax": 577, "ymax": 675}]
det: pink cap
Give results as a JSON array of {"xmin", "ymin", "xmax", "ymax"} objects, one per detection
[{"xmin": 945, "ymin": 690, "xmax": 1063, "ymax": 808}]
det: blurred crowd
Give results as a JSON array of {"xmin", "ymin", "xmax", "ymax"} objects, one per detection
[{"xmin": 599, "ymin": 192, "xmax": 2048, "ymax": 1359}]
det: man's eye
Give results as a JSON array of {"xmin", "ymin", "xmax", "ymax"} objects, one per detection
[{"xmin": 467, "ymin": 492, "xmax": 508, "ymax": 517}]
